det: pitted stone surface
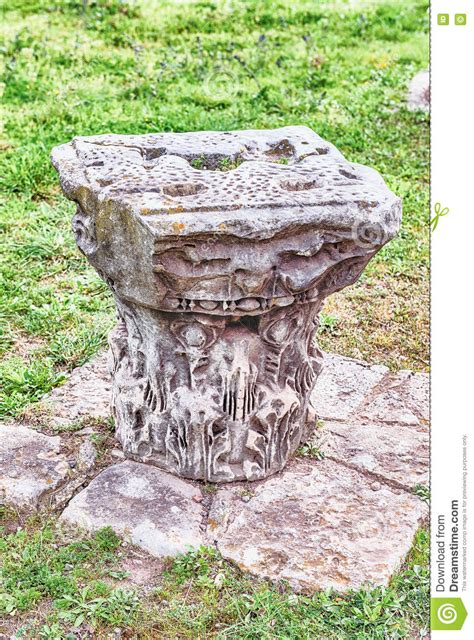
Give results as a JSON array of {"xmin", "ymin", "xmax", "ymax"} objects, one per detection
[
  {"xmin": 51, "ymin": 127, "xmax": 401, "ymax": 316},
  {"xmin": 60, "ymin": 461, "xmax": 205, "ymax": 557},
  {"xmin": 52, "ymin": 128, "xmax": 401, "ymax": 483},
  {"xmin": 208, "ymin": 458, "xmax": 427, "ymax": 593},
  {"xmin": 311, "ymin": 353, "xmax": 389, "ymax": 420},
  {"xmin": 318, "ymin": 420, "xmax": 429, "ymax": 490},
  {"xmin": 0, "ymin": 424, "xmax": 69, "ymax": 507},
  {"xmin": 51, "ymin": 126, "xmax": 401, "ymax": 241}
]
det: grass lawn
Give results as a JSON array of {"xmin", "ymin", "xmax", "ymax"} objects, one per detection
[
  {"xmin": 1, "ymin": 0, "xmax": 429, "ymax": 638},
  {"xmin": 0, "ymin": 512, "xmax": 429, "ymax": 639}
]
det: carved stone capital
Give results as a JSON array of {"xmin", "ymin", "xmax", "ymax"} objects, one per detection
[{"xmin": 52, "ymin": 126, "xmax": 401, "ymax": 482}]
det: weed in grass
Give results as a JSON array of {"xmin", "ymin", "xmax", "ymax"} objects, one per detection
[
  {"xmin": 0, "ymin": 524, "xmax": 122, "ymax": 615},
  {"xmin": 38, "ymin": 622, "xmax": 65, "ymax": 639},
  {"xmin": 390, "ymin": 528, "xmax": 430, "ymax": 635},
  {"xmin": 318, "ymin": 312, "xmax": 340, "ymax": 335},
  {"xmin": 144, "ymin": 533, "xmax": 429, "ymax": 639},
  {"xmin": 0, "ymin": 521, "xmax": 136, "ymax": 635},
  {"xmin": 0, "ymin": 355, "xmax": 67, "ymax": 418},
  {"xmin": 54, "ymin": 584, "xmax": 139, "ymax": 629}
]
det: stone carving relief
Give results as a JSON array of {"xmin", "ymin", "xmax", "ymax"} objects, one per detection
[{"xmin": 52, "ymin": 126, "xmax": 401, "ymax": 482}]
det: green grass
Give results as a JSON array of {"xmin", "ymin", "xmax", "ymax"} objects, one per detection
[
  {"xmin": 0, "ymin": 0, "xmax": 428, "ymax": 419},
  {"xmin": 0, "ymin": 516, "xmax": 429, "ymax": 639},
  {"xmin": 0, "ymin": 523, "xmax": 123, "ymax": 615},
  {"xmin": 0, "ymin": 518, "xmax": 140, "ymax": 637}
]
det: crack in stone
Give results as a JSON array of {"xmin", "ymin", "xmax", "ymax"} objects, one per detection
[{"xmin": 324, "ymin": 454, "xmax": 425, "ymax": 497}]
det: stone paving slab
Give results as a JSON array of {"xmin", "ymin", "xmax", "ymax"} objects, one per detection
[
  {"xmin": 40, "ymin": 351, "xmax": 111, "ymax": 427},
  {"xmin": 0, "ymin": 424, "xmax": 69, "ymax": 508},
  {"xmin": 208, "ymin": 458, "xmax": 427, "ymax": 593},
  {"xmin": 355, "ymin": 371, "xmax": 429, "ymax": 428},
  {"xmin": 60, "ymin": 461, "xmax": 205, "ymax": 557},
  {"xmin": 400, "ymin": 371, "xmax": 429, "ymax": 422},
  {"xmin": 311, "ymin": 353, "xmax": 389, "ymax": 421},
  {"xmin": 319, "ymin": 420, "xmax": 429, "ymax": 490}
]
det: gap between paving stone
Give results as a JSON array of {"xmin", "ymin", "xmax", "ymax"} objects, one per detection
[
  {"xmin": 0, "ymin": 422, "xmax": 115, "ymax": 513},
  {"xmin": 321, "ymin": 452, "xmax": 427, "ymax": 495}
]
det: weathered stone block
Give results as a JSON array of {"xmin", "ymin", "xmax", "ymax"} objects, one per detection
[
  {"xmin": 41, "ymin": 351, "xmax": 112, "ymax": 427},
  {"xmin": 60, "ymin": 461, "xmax": 205, "ymax": 557},
  {"xmin": 208, "ymin": 458, "xmax": 427, "ymax": 592},
  {"xmin": 311, "ymin": 353, "xmax": 388, "ymax": 420},
  {"xmin": 0, "ymin": 424, "xmax": 69, "ymax": 507},
  {"xmin": 356, "ymin": 371, "xmax": 429, "ymax": 428},
  {"xmin": 52, "ymin": 126, "xmax": 401, "ymax": 482},
  {"xmin": 320, "ymin": 420, "xmax": 429, "ymax": 490}
]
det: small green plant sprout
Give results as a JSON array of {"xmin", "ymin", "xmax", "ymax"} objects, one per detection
[
  {"xmin": 318, "ymin": 313, "xmax": 339, "ymax": 334},
  {"xmin": 202, "ymin": 482, "xmax": 218, "ymax": 494},
  {"xmin": 170, "ymin": 546, "xmax": 220, "ymax": 584},
  {"xmin": 239, "ymin": 487, "xmax": 255, "ymax": 501},
  {"xmin": 412, "ymin": 484, "xmax": 430, "ymax": 502},
  {"xmin": 217, "ymin": 157, "xmax": 243, "ymax": 171},
  {"xmin": 276, "ymin": 157, "xmax": 290, "ymax": 164},
  {"xmin": 55, "ymin": 584, "xmax": 139, "ymax": 629},
  {"xmin": 39, "ymin": 622, "xmax": 64, "ymax": 639},
  {"xmin": 430, "ymin": 202, "xmax": 450, "ymax": 231},
  {"xmin": 190, "ymin": 155, "xmax": 206, "ymax": 169},
  {"xmin": 297, "ymin": 442, "xmax": 326, "ymax": 460},
  {"xmin": 89, "ymin": 432, "xmax": 108, "ymax": 458}
]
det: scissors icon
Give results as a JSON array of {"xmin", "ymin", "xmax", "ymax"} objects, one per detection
[{"xmin": 430, "ymin": 202, "xmax": 450, "ymax": 231}]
